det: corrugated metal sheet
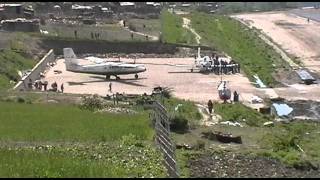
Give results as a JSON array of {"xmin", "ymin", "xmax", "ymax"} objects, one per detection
[{"xmin": 296, "ymin": 69, "xmax": 315, "ymax": 81}]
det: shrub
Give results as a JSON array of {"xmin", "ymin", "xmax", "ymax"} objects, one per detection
[
  {"xmin": 128, "ymin": 23, "xmax": 137, "ymax": 32},
  {"xmin": 170, "ymin": 115, "xmax": 189, "ymax": 133},
  {"xmin": 17, "ymin": 97, "xmax": 25, "ymax": 103},
  {"xmin": 79, "ymin": 94, "xmax": 104, "ymax": 111},
  {"xmin": 194, "ymin": 140, "xmax": 205, "ymax": 150}
]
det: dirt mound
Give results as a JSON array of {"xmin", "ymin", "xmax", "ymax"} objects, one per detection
[{"xmin": 189, "ymin": 151, "xmax": 320, "ymax": 178}]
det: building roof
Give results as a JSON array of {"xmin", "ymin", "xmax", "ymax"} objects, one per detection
[
  {"xmin": 181, "ymin": 3, "xmax": 191, "ymax": 7},
  {"xmin": 1, "ymin": 18, "xmax": 39, "ymax": 23},
  {"xmin": 146, "ymin": 2, "xmax": 161, "ymax": 6},
  {"xmin": 0, "ymin": 4, "xmax": 22, "ymax": 8},
  {"xmin": 120, "ymin": 2, "xmax": 135, "ymax": 6},
  {"xmin": 296, "ymin": 69, "xmax": 315, "ymax": 81},
  {"xmin": 71, "ymin": 4, "xmax": 93, "ymax": 10}
]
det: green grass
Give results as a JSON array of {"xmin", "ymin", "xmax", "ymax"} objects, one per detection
[
  {"xmin": 0, "ymin": 102, "xmax": 153, "ymax": 142},
  {"xmin": 189, "ymin": 12, "xmax": 290, "ymax": 87},
  {"xmin": 160, "ymin": 10, "xmax": 197, "ymax": 45},
  {"xmin": 0, "ymin": 137, "xmax": 166, "ymax": 178},
  {"xmin": 162, "ymin": 97, "xmax": 202, "ymax": 123},
  {"xmin": 259, "ymin": 121, "xmax": 320, "ymax": 167},
  {"xmin": 213, "ymin": 102, "xmax": 271, "ymax": 127},
  {"xmin": 0, "ymin": 32, "xmax": 38, "ymax": 90}
]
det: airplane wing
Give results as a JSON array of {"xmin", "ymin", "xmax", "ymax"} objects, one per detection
[{"xmin": 85, "ymin": 56, "xmax": 106, "ymax": 64}]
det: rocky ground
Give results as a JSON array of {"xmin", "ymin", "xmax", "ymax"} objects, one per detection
[{"xmin": 188, "ymin": 151, "xmax": 320, "ymax": 178}]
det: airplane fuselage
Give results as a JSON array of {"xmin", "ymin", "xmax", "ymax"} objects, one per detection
[{"xmin": 66, "ymin": 62, "xmax": 146, "ymax": 76}]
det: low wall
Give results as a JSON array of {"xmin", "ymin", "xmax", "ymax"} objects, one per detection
[{"xmin": 14, "ymin": 49, "xmax": 55, "ymax": 91}]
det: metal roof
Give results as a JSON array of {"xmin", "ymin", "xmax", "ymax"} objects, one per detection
[{"xmin": 296, "ymin": 69, "xmax": 315, "ymax": 81}]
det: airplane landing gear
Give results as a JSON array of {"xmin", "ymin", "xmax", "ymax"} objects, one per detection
[
  {"xmin": 135, "ymin": 74, "xmax": 138, "ymax": 79},
  {"xmin": 191, "ymin": 68, "xmax": 193, "ymax": 72},
  {"xmin": 115, "ymin": 76, "xmax": 120, "ymax": 80},
  {"xmin": 106, "ymin": 75, "xmax": 110, "ymax": 80}
]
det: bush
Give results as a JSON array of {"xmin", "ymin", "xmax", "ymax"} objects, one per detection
[
  {"xmin": 17, "ymin": 97, "xmax": 25, "ymax": 103},
  {"xmin": 194, "ymin": 140, "xmax": 205, "ymax": 150},
  {"xmin": 128, "ymin": 23, "xmax": 137, "ymax": 32},
  {"xmin": 79, "ymin": 94, "xmax": 104, "ymax": 111},
  {"xmin": 170, "ymin": 115, "xmax": 188, "ymax": 133}
]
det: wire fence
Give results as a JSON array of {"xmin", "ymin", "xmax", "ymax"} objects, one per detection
[{"xmin": 149, "ymin": 101, "xmax": 180, "ymax": 178}]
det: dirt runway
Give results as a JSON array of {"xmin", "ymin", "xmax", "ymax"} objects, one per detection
[
  {"xmin": 233, "ymin": 11, "xmax": 320, "ymax": 74},
  {"xmin": 43, "ymin": 57, "xmax": 261, "ymax": 104}
]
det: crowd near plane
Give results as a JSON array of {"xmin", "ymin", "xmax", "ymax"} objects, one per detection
[{"xmin": 63, "ymin": 48, "xmax": 146, "ymax": 80}]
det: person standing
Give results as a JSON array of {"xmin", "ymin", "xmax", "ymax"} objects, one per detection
[
  {"xmin": 207, "ymin": 100, "xmax": 213, "ymax": 114},
  {"xmin": 61, "ymin": 83, "xmax": 64, "ymax": 93},
  {"xmin": 74, "ymin": 30, "xmax": 78, "ymax": 39},
  {"xmin": 109, "ymin": 82, "xmax": 112, "ymax": 92}
]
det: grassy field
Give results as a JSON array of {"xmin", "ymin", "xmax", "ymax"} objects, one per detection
[
  {"xmin": 0, "ymin": 137, "xmax": 166, "ymax": 178},
  {"xmin": 189, "ymin": 12, "xmax": 290, "ymax": 87},
  {"xmin": 40, "ymin": 22, "xmax": 150, "ymax": 42},
  {"xmin": 160, "ymin": 10, "xmax": 197, "ymax": 45},
  {"xmin": 0, "ymin": 100, "xmax": 167, "ymax": 177},
  {"xmin": 0, "ymin": 102, "xmax": 153, "ymax": 142}
]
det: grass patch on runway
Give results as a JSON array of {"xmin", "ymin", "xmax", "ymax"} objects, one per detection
[
  {"xmin": 0, "ymin": 102, "xmax": 153, "ymax": 142},
  {"xmin": 189, "ymin": 12, "xmax": 290, "ymax": 87}
]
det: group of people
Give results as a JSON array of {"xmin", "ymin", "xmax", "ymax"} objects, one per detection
[
  {"xmin": 211, "ymin": 59, "xmax": 241, "ymax": 75},
  {"xmin": 91, "ymin": 32, "xmax": 101, "ymax": 40},
  {"xmin": 27, "ymin": 78, "xmax": 64, "ymax": 93},
  {"xmin": 198, "ymin": 53, "xmax": 241, "ymax": 75}
]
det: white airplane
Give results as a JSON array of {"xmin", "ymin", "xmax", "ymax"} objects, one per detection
[{"xmin": 63, "ymin": 48, "xmax": 146, "ymax": 80}]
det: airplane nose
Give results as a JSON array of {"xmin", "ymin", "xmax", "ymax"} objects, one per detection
[{"xmin": 141, "ymin": 66, "xmax": 146, "ymax": 72}]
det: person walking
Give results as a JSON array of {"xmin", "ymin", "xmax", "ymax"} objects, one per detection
[
  {"xmin": 207, "ymin": 100, "xmax": 213, "ymax": 114},
  {"xmin": 61, "ymin": 83, "xmax": 64, "ymax": 93},
  {"xmin": 74, "ymin": 30, "xmax": 78, "ymax": 39},
  {"xmin": 233, "ymin": 91, "xmax": 239, "ymax": 102},
  {"xmin": 109, "ymin": 82, "xmax": 112, "ymax": 92}
]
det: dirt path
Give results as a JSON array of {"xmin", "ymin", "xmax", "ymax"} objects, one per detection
[
  {"xmin": 196, "ymin": 104, "xmax": 221, "ymax": 126},
  {"xmin": 182, "ymin": 17, "xmax": 201, "ymax": 44}
]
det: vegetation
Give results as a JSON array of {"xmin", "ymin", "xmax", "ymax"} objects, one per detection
[
  {"xmin": 0, "ymin": 32, "xmax": 39, "ymax": 90},
  {"xmin": 0, "ymin": 102, "xmax": 153, "ymax": 142},
  {"xmin": 0, "ymin": 50, "xmax": 35, "ymax": 90},
  {"xmin": 259, "ymin": 122, "xmax": 320, "ymax": 168},
  {"xmin": 0, "ymin": 100, "xmax": 168, "ymax": 177},
  {"xmin": 0, "ymin": 135, "xmax": 166, "ymax": 178},
  {"xmin": 162, "ymin": 97, "xmax": 202, "ymax": 132},
  {"xmin": 213, "ymin": 102, "xmax": 271, "ymax": 127},
  {"xmin": 189, "ymin": 12, "xmax": 289, "ymax": 87},
  {"xmin": 160, "ymin": 10, "xmax": 197, "ymax": 45}
]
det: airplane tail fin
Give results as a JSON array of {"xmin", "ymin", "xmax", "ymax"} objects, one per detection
[{"xmin": 63, "ymin": 48, "xmax": 80, "ymax": 70}]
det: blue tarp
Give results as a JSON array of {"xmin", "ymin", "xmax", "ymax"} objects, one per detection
[{"xmin": 272, "ymin": 103, "xmax": 293, "ymax": 116}]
